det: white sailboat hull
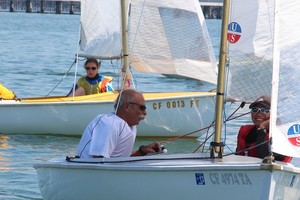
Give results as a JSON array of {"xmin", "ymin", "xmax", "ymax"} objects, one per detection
[
  {"xmin": 0, "ymin": 91, "xmax": 215, "ymax": 137},
  {"xmin": 34, "ymin": 154, "xmax": 300, "ymax": 200}
]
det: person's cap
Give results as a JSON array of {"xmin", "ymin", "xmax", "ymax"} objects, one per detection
[{"xmin": 249, "ymin": 95, "xmax": 271, "ymax": 109}]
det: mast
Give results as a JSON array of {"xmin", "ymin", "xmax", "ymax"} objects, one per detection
[
  {"xmin": 120, "ymin": 0, "xmax": 132, "ymax": 89},
  {"xmin": 211, "ymin": 0, "xmax": 230, "ymax": 158}
]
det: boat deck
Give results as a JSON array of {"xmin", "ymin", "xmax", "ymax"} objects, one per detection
[{"xmin": 35, "ymin": 154, "xmax": 299, "ymax": 172}]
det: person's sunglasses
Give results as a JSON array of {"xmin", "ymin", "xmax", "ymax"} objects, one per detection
[
  {"xmin": 85, "ymin": 66, "xmax": 97, "ymax": 71},
  {"xmin": 251, "ymin": 107, "xmax": 270, "ymax": 114},
  {"xmin": 128, "ymin": 102, "xmax": 147, "ymax": 111}
]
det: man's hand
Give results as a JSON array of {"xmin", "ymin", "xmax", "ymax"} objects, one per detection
[{"xmin": 131, "ymin": 142, "xmax": 162, "ymax": 156}]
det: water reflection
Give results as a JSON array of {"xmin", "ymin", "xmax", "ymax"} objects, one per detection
[{"xmin": 0, "ymin": 135, "xmax": 12, "ymax": 171}]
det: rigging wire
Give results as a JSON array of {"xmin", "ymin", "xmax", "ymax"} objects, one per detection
[
  {"xmin": 225, "ymin": 139, "xmax": 270, "ymax": 157},
  {"xmin": 45, "ymin": 59, "xmax": 77, "ymax": 97},
  {"xmin": 128, "ymin": 0, "xmax": 146, "ymax": 56},
  {"xmin": 46, "ymin": 21, "xmax": 83, "ymax": 97},
  {"xmin": 195, "ymin": 102, "xmax": 248, "ymax": 154},
  {"xmin": 159, "ymin": 102, "xmax": 249, "ymax": 154},
  {"xmin": 69, "ymin": 21, "xmax": 83, "ymax": 98}
]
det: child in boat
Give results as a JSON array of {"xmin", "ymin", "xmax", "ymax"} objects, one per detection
[
  {"xmin": 0, "ymin": 83, "xmax": 16, "ymax": 100},
  {"xmin": 235, "ymin": 95, "xmax": 292, "ymax": 163},
  {"xmin": 68, "ymin": 57, "xmax": 114, "ymax": 96}
]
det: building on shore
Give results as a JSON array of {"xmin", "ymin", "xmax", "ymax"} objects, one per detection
[{"xmin": 0, "ymin": 0, "xmax": 223, "ymax": 18}]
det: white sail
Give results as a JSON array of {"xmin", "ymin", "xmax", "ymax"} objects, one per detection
[
  {"xmin": 129, "ymin": 0, "xmax": 217, "ymax": 84},
  {"xmin": 78, "ymin": 0, "xmax": 122, "ymax": 59},
  {"xmin": 271, "ymin": 1, "xmax": 300, "ymax": 157},
  {"xmin": 79, "ymin": 0, "xmax": 218, "ymax": 84},
  {"xmin": 226, "ymin": 0, "xmax": 300, "ymax": 158},
  {"xmin": 226, "ymin": 0, "xmax": 274, "ymax": 102}
]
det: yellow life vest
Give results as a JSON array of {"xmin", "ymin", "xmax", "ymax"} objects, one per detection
[
  {"xmin": 77, "ymin": 76, "xmax": 113, "ymax": 95},
  {"xmin": 0, "ymin": 83, "xmax": 15, "ymax": 100}
]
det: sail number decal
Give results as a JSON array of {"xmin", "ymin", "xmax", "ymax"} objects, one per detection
[
  {"xmin": 287, "ymin": 124, "xmax": 300, "ymax": 146},
  {"xmin": 195, "ymin": 172, "xmax": 252, "ymax": 186},
  {"xmin": 152, "ymin": 99, "xmax": 200, "ymax": 110},
  {"xmin": 227, "ymin": 22, "xmax": 242, "ymax": 44}
]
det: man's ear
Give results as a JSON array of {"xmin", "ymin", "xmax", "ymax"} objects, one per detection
[{"xmin": 122, "ymin": 102, "xmax": 130, "ymax": 112}]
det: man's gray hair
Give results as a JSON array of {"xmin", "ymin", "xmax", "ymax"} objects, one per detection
[{"xmin": 114, "ymin": 89, "xmax": 142, "ymax": 111}]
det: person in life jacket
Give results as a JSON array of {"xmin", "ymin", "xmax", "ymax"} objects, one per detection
[
  {"xmin": 235, "ymin": 95, "xmax": 292, "ymax": 163},
  {"xmin": 0, "ymin": 83, "xmax": 16, "ymax": 100},
  {"xmin": 68, "ymin": 58, "xmax": 114, "ymax": 97}
]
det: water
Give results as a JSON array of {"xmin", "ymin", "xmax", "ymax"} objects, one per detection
[{"xmin": 0, "ymin": 12, "xmax": 293, "ymax": 200}]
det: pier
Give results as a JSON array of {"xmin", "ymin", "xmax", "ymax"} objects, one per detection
[
  {"xmin": 0, "ymin": 0, "xmax": 223, "ymax": 18},
  {"xmin": 0, "ymin": 0, "xmax": 81, "ymax": 14}
]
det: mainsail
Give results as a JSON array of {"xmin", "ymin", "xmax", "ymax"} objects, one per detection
[
  {"xmin": 226, "ymin": 0, "xmax": 273, "ymax": 102},
  {"xmin": 79, "ymin": 0, "xmax": 121, "ymax": 59},
  {"xmin": 226, "ymin": 0, "xmax": 300, "ymax": 157},
  {"xmin": 78, "ymin": 0, "xmax": 218, "ymax": 84}
]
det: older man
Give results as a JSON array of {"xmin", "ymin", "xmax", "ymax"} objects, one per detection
[{"xmin": 77, "ymin": 89, "xmax": 161, "ymax": 158}]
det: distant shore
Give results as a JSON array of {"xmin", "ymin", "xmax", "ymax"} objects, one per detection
[{"xmin": 0, "ymin": 0, "xmax": 80, "ymax": 14}]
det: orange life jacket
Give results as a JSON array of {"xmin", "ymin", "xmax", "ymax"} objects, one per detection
[{"xmin": 99, "ymin": 77, "xmax": 112, "ymax": 93}]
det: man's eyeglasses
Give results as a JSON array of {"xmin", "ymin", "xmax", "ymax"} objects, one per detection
[
  {"xmin": 251, "ymin": 107, "xmax": 270, "ymax": 114},
  {"xmin": 128, "ymin": 102, "xmax": 147, "ymax": 111},
  {"xmin": 85, "ymin": 66, "xmax": 97, "ymax": 71}
]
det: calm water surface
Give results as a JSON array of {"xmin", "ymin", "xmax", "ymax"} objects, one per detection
[{"xmin": 1, "ymin": 12, "xmax": 293, "ymax": 200}]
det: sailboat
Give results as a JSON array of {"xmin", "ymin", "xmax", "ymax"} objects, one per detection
[
  {"xmin": 34, "ymin": 0, "xmax": 300, "ymax": 199},
  {"xmin": 0, "ymin": 0, "xmax": 217, "ymax": 137}
]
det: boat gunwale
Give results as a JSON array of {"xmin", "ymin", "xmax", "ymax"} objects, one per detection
[
  {"xmin": 0, "ymin": 91, "xmax": 216, "ymax": 105},
  {"xmin": 34, "ymin": 154, "xmax": 300, "ymax": 172},
  {"xmin": 34, "ymin": 160, "xmax": 300, "ymax": 174}
]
